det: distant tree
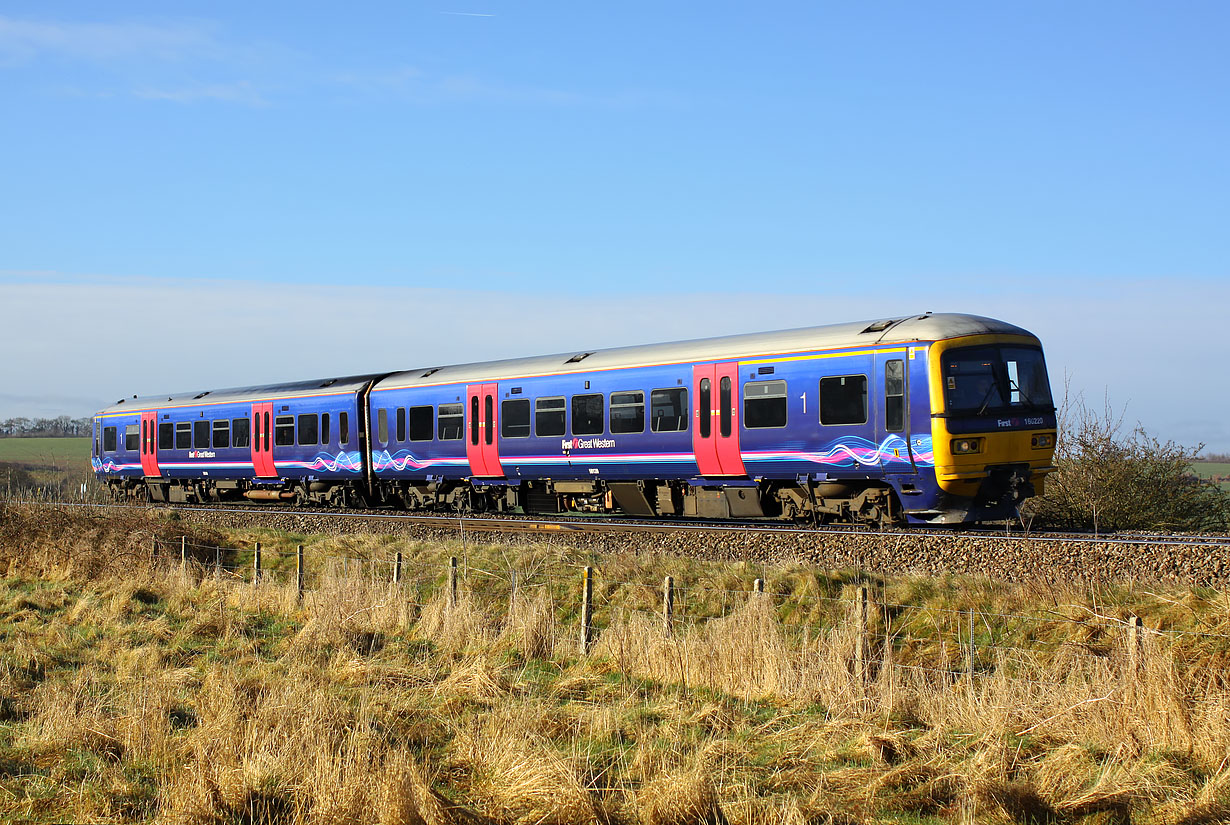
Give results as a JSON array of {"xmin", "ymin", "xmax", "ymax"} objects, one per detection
[
  {"xmin": 1026, "ymin": 394, "xmax": 1230, "ymax": 532},
  {"xmin": 0, "ymin": 417, "xmax": 92, "ymax": 438}
]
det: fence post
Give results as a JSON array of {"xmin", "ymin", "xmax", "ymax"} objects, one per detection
[
  {"xmin": 509, "ymin": 569, "xmax": 517, "ymax": 614},
  {"xmin": 296, "ymin": 545, "xmax": 305, "ymax": 601},
  {"xmin": 854, "ymin": 585, "xmax": 868, "ymax": 686},
  {"xmin": 663, "ymin": 575, "xmax": 674, "ymax": 638},
  {"xmin": 753, "ymin": 577, "xmax": 764, "ymax": 595},
  {"xmin": 179, "ymin": 536, "xmax": 186, "ymax": 575},
  {"xmin": 579, "ymin": 566, "xmax": 594, "ymax": 655},
  {"xmin": 393, "ymin": 551, "xmax": 403, "ymax": 585},
  {"xmin": 1127, "ymin": 615, "xmax": 1143, "ymax": 677},
  {"xmin": 448, "ymin": 556, "xmax": 458, "ymax": 608},
  {"xmin": 966, "ymin": 609, "xmax": 975, "ymax": 685},
  {"xmin": 254, "ymin": 542, "xmax": 262, "ymax": 586}
]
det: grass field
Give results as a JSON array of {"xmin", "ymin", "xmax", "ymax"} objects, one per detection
[
  {"xmin": 1193, "ymin": 461, "xmax": 1230, "ymax": 492},
  {"xmin": 0, "ymin": 437, "xmax": 92, "ymax": 493},
  {"xmin": 3, "ymin": 502, "xmax": 1230, "ymax": 823}
]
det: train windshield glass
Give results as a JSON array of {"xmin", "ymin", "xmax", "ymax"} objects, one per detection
[{"xmin": 942, "ymin": 345, "xmax": 1053, "ymax": 415}]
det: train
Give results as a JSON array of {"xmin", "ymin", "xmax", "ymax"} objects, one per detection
[{"xmin": 92, "ymin": 312, "xmax": 1057, "ymax": 526}]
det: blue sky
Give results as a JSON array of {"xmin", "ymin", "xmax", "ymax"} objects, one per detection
[{"xmin": 2, "ymin": 3, "xmax": 1228, "ymax": 451}]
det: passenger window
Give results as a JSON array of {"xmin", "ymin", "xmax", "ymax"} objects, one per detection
[
  {"xmin": 484, "ymin": 395, "xmax": 494, "ymax": 445},
  {"xmin": 378, "ymin": 408, "xmax": 389, "ymax": 445},
  {"xmin": 124, "ymin": 424, "xmax": 139, "ymax": 451},
  {"xmin": 572, "ymin": 393, "xmax": 604, "ymax": 436},
  {"xmin": 535, "ymin": 397, "xmax": 566, "ymax": 437},
  {"xmin": 213, "ymin": 419, "xmax": 230, "ymax": 449},
  {"xmin": 719, "ymin": 377, "xmax": 732, "ymax": 437},
  {"xmin": 885, "ymin": 360, "xmax": 905, "ymax": 433},
  {"xmin": 470, "ymin": 397, "xmax": 479, "ymax": 445},
  {"xmin": 699, "ymin": 379, "xmax": 711, "ymax": 438},
  {"xmin": 175, "ymin": 422, "xmax": 191, "ymax": 450},
  {"xmin": 409, "ymin": 406, "xmax": 433, "ymax": 441},
  {"xmin": 501, "ymin": 399, "xmax": 531, "ymax": 438},
  {"xmin": 396, "ymin": 407, "xmax": 406, "ymax": 442},
  {"xmin": 275, "ymin": 416, "xmax": 295, "ymax": 446},
  {"xmin": 321, "ymin": 413, "xmax": 330, "ymax": 445},
  {"xmin": 159, "ymin": 423, "xmax": 174, "ymax": 450},
  {"xmin": 744, "ymin": 380, "xmax": 787, "ymax": 428},
  {"xmin": 298, "ymin": 414, "xmax": 319, "ymax": 446},
  {"xmin": 650, "ymin": 388, "xmax": 688, "ymax": 432},
  {"xmin": 103, "ymin": 426, "xmax": 117, "ymax": 452},
  {"xmin": 339, "ymin": 412, "xmax": 349, "ymax": 446},
  {"xmin": 194, "ymin": 420, "xmax": 209, "ymax": 449},
  {"xmin": 438, "ymin": 404, "xmax": 463, "ymax": 441},
  {"xmin": 232, "ymin": 418, "xmax": 250, "ymax": 449},
  {"xmin": 610, "ymin": 391, "xmax": 644, "ymax": 434},
  {"xmin": 820, "ymin": 375, "xmax": 868, "ymax": 425}
]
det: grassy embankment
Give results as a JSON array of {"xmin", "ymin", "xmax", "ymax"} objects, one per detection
[{"xmin": 3, "ymin": 502, "xmax": 1230, "ymax": 824}]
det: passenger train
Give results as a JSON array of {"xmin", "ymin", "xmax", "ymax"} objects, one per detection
[{"xmin": 92, "ymin": 313, "xmax": 1057, "ymax": 525}]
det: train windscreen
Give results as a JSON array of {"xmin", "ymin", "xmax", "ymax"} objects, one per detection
[{"xmin": 942, "ymin": 345, "xmax": 1053, "ymax": 415}]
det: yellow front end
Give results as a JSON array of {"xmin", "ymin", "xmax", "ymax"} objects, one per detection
[{"xmin": 928, "ymin": 334, "xmax": 1058, "ymax": 502}]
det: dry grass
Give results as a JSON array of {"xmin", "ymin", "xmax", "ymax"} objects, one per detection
[{"xmin": 2, "ymin": 503, "xmax": 1230, "ymax": 823}]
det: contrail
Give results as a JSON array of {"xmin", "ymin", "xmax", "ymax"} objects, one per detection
[{"xmin": 441, "ymin": 11, "xmax": 495, "ymax": 16}]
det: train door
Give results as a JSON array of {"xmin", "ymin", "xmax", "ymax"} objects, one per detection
[
  {"xmin": 140, "ymin": 411, "xmax": 161, "ymax": 477},
  {"xmin": 691, "ymin": 363, "xmax": 746, "ymax": 477},
  {"xmin": 250, "ymin": 402, "xmax": 277, "ymax": 478},
  {"xmin": 874, "ymin": 353, "xmax": 915, "ymax": 475},
  {"xmin": 465, "ymin": 383, "xmax": 503, "ymax": 478}
]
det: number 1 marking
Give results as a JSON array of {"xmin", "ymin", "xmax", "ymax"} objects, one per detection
[{"xmin": 800, "ymin": 392, "xmax": 807, "ymax": 414}]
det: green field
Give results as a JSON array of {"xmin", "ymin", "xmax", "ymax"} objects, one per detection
[
  {"xmin": 0, "ymin": 437, "xmax": 92, "ymax": 491},
  {"xmin": 1193, "ymin": 461, "xmax": 1230, "ymax": 492}
]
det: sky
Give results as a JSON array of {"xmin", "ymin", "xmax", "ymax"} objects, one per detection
[{"xmin": 1, "ymin": 2, "xmax": 1228, "ymax": 451}]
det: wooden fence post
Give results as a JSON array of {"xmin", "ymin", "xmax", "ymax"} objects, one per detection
[
  {"xmin": 854, "ymin": 585, "xmax": 868, "ymax": 686},
  {"xmin": 179, "ymin": 536, "xmax": 187, "ymax": 575},
  {"xmin": 966, "ymin": 609, "xmax": 975, "ymax": 685},
  {"xmin": 253, "ymin": 542, "xmax": 262, "ymax": 586},
  {"xmin": 663, "ymin": 575, "xmax": 674, "ymax": 638},
  {"xmin": 1127, "ymin": 615, "xmax": 1143, "ymax": 676},
  {"xmin": 753, "ymin": 577, "xmax": 764, "ymax": 595},
  {"xmin": 296, "ymin": 545, "xmax": 305, "ymax": 601},
  {"xmin": 579, "ymin": 566, "xmax": 594, "ymax": 655},
  {"xmin": 448, "ymin": 556, "xmax": 458, "ymax": 608},
  {"xmin": 509, "ymin": 569, "xmax": 517, "ymax": 614},
  {"xmin": 393, "ymin": 551, "xmax": 403, "ymax": 585}
]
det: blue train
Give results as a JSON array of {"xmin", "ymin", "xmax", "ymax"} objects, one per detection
[{"xmin": 92, "ymin": 313, "xmax": 1057, "ymax": 525}]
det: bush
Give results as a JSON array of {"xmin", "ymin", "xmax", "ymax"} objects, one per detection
[{"xmin": 1027, "ymin": 396, "xmax": 1230, "ymax": 532}]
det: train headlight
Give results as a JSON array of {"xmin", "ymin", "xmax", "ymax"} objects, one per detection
[
  {"xmin": 1031, "ymin": 433, "xmax": 1054, "ymax": 449},
  {"xmin": 951, "ymin": 438, "xmax": 982, "ymax": 455}
]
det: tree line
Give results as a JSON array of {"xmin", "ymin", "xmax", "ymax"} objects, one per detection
[{"xmin": 0, "ymin": 417, "xmax": 93, "ymax": 438}]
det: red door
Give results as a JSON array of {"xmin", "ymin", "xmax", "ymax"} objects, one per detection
[
  {"xmin": 692, "ymin": 363, "xmax": 746, "ymax": 477},
  {"xmin": 465, "ymin": 383, "xmax": 503, "ymax": 477},
  {"xmin": 251, "ymin": 402, "xmax": 277, "ymax": 478},
  {"xmin": 140, "ymin": 411, "xmax": 161, "ymax": 477}
]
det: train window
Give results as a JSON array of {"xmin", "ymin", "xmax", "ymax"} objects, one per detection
[
  {"xmin": 275, "ymin": 416, "xmax": 295, "ymax": 446},
  {"xmin": 124, "ymin": 424, "xmax": 139, "ymax": 451},
  {"xmin": 175, "ymin": 422, "xmax": 191, "ymax": 449},
  {"xmin": 572, "ymin": 393, "xmax": 604, "ymax": 436},
  {"xmin": 885, "ymin": 360, "xmax": 905, "ymax": 433},
  {"xmin": 396, "ymin": 407, "xmax": 406, "ymax": 442},
  {"xmin": 103, "ymin": 426, "xmax": 117, "ymax": 452},
  {"xmin": 321, "ymin": 413, "xmax": 330, "ymax": 445},
  {"xmin": 193, "ymin": 420, "xmax": 209, "ymax": 449},
  {"xmin": 820, "ymin": 375, "xmax": 868, "ymax": 425},
  {"xmin": 650, "ymin": 388, "xmax": 688, "ymax": 432},
  {"xmin": 339, "ymin": 412, "xmax": 350, "ymax": 446},
  {"xmin": 409, "ymin": 406, "xmax": 433, "ymax": 441},
  {"xmin": 535, "ymin": 397, "xmax": 566, "ymax": 437},
  {"xmin": 438, "ymin": 404, "xmax": 463, "ymax": 440},
  {"xmin": 470, "ymin": 397, "xmax": 480, "ymax": 445},
  {"xmin": 744, "ymin": 380, "xmax": 787, "ymax": 428},
  {"xmin": 610, "ymin": 391, "xmax": 644, "ymax": 434},
  {"xmin": 298, "ymin": 414, "xmax": 319, "ymax": 446},
  {"xmin": 699, "ymin": 379, "xmax": 711, "ymax": 438},
  {"xmin": 484, "ymin": 395, "xmax": 494, "ymax": 445},
  {"xmin": 378, "ymin": 408, "xmax": 389, "ymax": 446},
  {"xmin": 159, "ymin": 423, "xmax": 174, "ymax": 450},
  {"xmin": 213, "ymin": 419, "xmax": 230, "ymax": 449},
  {"xmin": 501, "ymin": 399, "xmax": 531, "ymax": 438},
  {"xmin": 719, "ymin": 377, "xmax": 732, "ymax": 437},
  {"xmin": 94, "ymin": 420, "xmax": 100, "ymax": 455},
  {"xmin": 232, "ymin": 418, "xmax": 250, "ymax": 449}
]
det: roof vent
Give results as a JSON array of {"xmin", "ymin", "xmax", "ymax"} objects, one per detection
[
  {"xmin": 421, "ymin": 368, "xmax": 441, "ymax": 379},
  {"xmin": 565, "ymin": 352, "xmax": 594, "ymax": 364},
  {"xmin": 861, "ymin": 320, "xmax": 894, "ymax": 333},
  {"xmin": 193, "ymin": 391, "xmax": 211, "ymax": 399},
  {"xmin": 319, "ymin": 378, "xmax": 338, "ymax": 388},
  {"xmin": 116, "ymin": 398, "xmax": 125, "ymax": 404}
]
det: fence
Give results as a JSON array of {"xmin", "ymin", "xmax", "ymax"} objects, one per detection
[{"xmin": 150, "ymin": 534, "xmax": 1228, "ymax": 701}]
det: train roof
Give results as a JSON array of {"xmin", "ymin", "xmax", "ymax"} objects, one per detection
[
  {"xmin": 376, "ymin": 312, "xmax": 1037, "ymax": 391},
  {"xmin": 95, "ymin": 373, "xmax": 388, "ymax": 416}
]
